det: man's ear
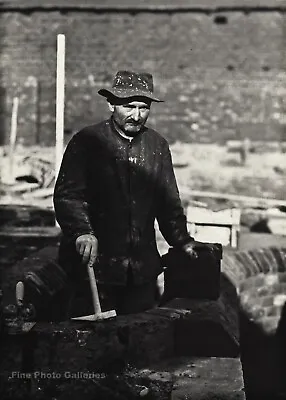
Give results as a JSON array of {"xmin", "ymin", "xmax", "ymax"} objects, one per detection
[{"xmin": 108, "ymin": 102, "xmax": 115, "ymax": 112}]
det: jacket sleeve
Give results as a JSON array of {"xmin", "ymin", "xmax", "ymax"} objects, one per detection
[
  {"xmin": 156, "ymin": 143, "xmax": 194, "ymax": 247},
  {"xmin": 53, "ymin": 132, "xmax": 95, "ymax": 242}
]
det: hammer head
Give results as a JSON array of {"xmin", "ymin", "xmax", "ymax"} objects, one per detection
[{"xmin": 71, "ymin": 309, "xmax": 116, "ymax": 321}]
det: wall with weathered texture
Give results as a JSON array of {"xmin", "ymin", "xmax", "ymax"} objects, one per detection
[{"xmin": 0, "ymin": 3, "xmax": 285, "ymax": 144}]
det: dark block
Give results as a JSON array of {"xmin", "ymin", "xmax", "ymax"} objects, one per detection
[
  {"xmin": 162, "ymin": 243, "xmax": 222, "ymax": 302},
  {"xmin": 165, "ymin": 297, "xmax": 239, "ymax": 358}
]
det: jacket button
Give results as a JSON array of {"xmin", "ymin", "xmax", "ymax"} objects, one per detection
[{"xmin": 122, "ymin": 258, "xmax": 129, "ymax": 268}]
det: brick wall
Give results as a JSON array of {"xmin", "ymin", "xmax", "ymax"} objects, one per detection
[
  {"xmin": 222, "ymin": 246, "xmax": 286, "ymax": 397},
  {"xmin": 0, "ymin": 8, "xmax": 286, "ymax": 145}
]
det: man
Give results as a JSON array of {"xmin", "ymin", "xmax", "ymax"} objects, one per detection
[{"xmin": 54, "ymin": 70, "xmax": 203, "ymax": 316}]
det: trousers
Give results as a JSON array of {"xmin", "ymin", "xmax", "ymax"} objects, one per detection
[{"xmin": 67, "ymin": 266, "xmax": 158, "ymax": 318}]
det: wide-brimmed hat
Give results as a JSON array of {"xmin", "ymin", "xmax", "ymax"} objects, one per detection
[{"xmin": 98, "ymin": 70, "xmax": 163, "ymax": 102}]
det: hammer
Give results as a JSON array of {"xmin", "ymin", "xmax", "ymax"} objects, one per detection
[
  {"xmin": 72, "ymin": 265, "xmax": 116, "ymax": 321},
  {"xmin": 10, "ymin": 281, "xmax": 36, "ymax": 333}
]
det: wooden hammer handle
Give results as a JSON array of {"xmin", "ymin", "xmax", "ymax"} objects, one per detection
[
  {"xmin": 87, "ymin": 265, "xmax": 102, "ymax": 315},
  {"xmin": 16, "ymin": 281, "xmax": 24, "ymax": 307}
]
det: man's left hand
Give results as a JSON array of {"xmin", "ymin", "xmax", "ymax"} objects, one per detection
[
  {"xmin": 182, "ymin": 242, "xmax": 199, "ymax": 259},
  {"xmin": 182, "ymin": 241, "xmax": 216, "ymax": 260}
]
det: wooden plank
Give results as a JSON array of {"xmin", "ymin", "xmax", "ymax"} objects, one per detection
[
  {"xmin": 187, "ymin": 207, "xmax": 241, "ymax": 225},
  {"xmin": 226, "ymin": 140, "xmax": 286, "ymax": 153},
  {"xmin": 188, "ymin": 224, "xmax": 232, "ymax": 246},
  {"xmin": 187, "ymin": 207, "xmax": 240, "ymax": 247},
  {"xmin": 186, "ymin": 190, "xmax": 286, "ymax": 208},
  {"xmin": 22, "ymin": 187, "xmax": 54, "ymax": 199},
  {"xmin": 0, "ymin": 226, "xmax": 61, "ymax": 237},
  {"xmin": 8, "ymin": 182, "xmax": 39, "ymax": 193}
]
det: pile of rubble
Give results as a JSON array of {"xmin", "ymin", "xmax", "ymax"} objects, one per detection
[{"xmin": 0, "ymin": 146, "xmax": 55, "ymax": 208}]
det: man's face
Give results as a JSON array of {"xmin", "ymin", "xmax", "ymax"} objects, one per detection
[{"xmin": 109, "ymin": 97, "xmax": 151, "ymax": 136}]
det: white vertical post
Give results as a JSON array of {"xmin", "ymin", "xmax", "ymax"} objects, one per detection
[
  {"xmin": 55, "ymin": 34, "xmax": 65, "ymax": 178},
  {"xmin": 55, "ymin": 34, "xmax": 65, "ymax": 228},
  {"xmin": 8, "ymin": 96, "xmax": 19, "ymax": 183}
]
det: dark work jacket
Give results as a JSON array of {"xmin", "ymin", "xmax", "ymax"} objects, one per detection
[{"xmin": 53, "ymin": 118, "xmax": 193, "ymax": 285}]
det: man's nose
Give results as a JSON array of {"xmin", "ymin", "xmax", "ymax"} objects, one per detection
[{"xmin": 132, "ymin": 108, "xmax": 140, "ymax": 121}]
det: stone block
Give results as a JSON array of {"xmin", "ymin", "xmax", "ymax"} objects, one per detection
[
  {"xmin": 167, "ymin": 357, "xmax": 245, "ymax": 400},
  {"xmin": 164, "ymin": 295, "xmax": 239, "ymax": 358},
  {"xmin": 1, "ymin": 307, "xmax": 185, "ymax": 376},
  {"xmin": 0, "ymin": 369, "xmax": 173, "ymax": 400}
]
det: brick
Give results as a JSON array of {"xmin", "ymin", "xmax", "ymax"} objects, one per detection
[
  {"xmin": 270, "ymin": 247, "xmax": 286, "ymax": 273},
  {"xmin": 263, "ymin": 248, "xmax": 281, "ymax": 273},
  {"xmin": 240, "ymin": 294, "xmax": 261, "ymax": 313},
  {"xmin": 277, "ymin": 282, "xmax": 286, "ymax": 293},
  {"xmin": 248, "ymin": 249, "xmax": 272, "ymax": 273},
  {"xmin": 265, "ymin": 305, "xmax": 282, "ymax": 317},
  {"xmin": 273, "ymin": 294, "xmax": 286, "ymax": 307},
  {"xmin": 259, "ymin": 295, "xmax": 274, "ymax": 308},
  {"xmin": 232, "ymin": 252, "xmax": 254, "ymax": 278},
  {"xmin": 239, "ymin": 274, "xmax": 265, "ymax": 293},
  {"xmin": 256, "ymin": 285, "xmax": 272, "ymax": 297},
  {"xmin": 259, "ymin": 248, "xmax": 281, "ymax": 273},
  {"xmin": 222, "ymin": 253, "xmax": 247, "ymax": 284},
  {"xmin": 264, "ymin": 273, "xmax": 279, "ymax": 286},
  {"xmin": 255, "ymin": 316, "xmax": 280, "ymax": 335},
  {"xmin": 278, "ymin": 271, "xmax": 286, "ymax": 282},
  {"xmin": 244, "ymin": 304, "xmax": 265, "ymax": 321},
  {"xmin": 235, "ymin": 251, "xmax": 261, "ymax": 276}
]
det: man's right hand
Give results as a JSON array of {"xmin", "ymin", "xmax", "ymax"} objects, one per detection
[{"xmin": 75, "ymin": 234, "xmax": 98, "ymax": 267}]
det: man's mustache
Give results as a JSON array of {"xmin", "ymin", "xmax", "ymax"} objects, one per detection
[{"xmin": 126, "ymin": 120, "xmax": 142, "ymax": 125}]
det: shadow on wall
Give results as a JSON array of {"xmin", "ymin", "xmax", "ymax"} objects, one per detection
[
  {"xmin": 239, "ymin": 308, "xmax": 286, "ymax": 400},
  {"xmin": 0, "ymin": 8, "xmax": 6, "ymax": 146}
]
